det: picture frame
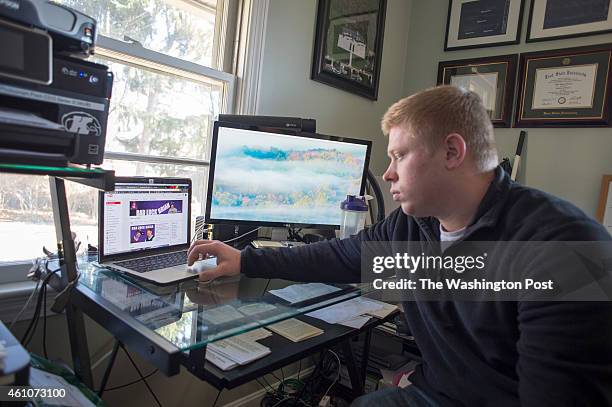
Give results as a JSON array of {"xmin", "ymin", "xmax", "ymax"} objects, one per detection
[
  {"xmin": 527, "ymin": 0, "xmax": 612, "ymax": 42},
  {"xmin": 596, "ymin": 174, "xmax": 612, "ymax": 235},
  {"xmin": 515, "ymin": 43, "xmax": 612, "ymax": 127},
  {"xmin": 311, "ymin": 0, "xmax": 387, "ymax": 100},
  {"xmin": 445, "ymin": 0, "xmax": 525, "ymax": 51},
  {"xmin": 437, "ymin": 54, "xmax": 518, "ymax": 127}
]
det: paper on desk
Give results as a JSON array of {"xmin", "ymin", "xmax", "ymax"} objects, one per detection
[
  {"xmin": 268, "ymin": 283, "xmax": 341, "ymax": 304},
  {"xmin": 205, "ymin": 328, "xmax": 272, "ymax": 371},
  {"xmin": 208, "ymin": 336, "xmax": 270, "ymax": 365},
  {"xmin": 236, "ymin": 327, "xmax": 272, "ymax": 342},
  {"xmin": 339, "ymin": 315, "xmax": 371, "ymax": 329},
  {"xmin": 238, "ymin": 302, "xmax": 277, "ymax": 316},
  {"xmin": 206, "ymin": 347, "xmax": 238, "ymax": 371},
  {"xmin": 306, "ymin": 297, "xmax": 383, "ymax": 325},
  {"xmin": 29, "ymin": 368, "xmax": 95, "ymax": 407},
  {"xmin": 361, "ymin": 298, "xmax": 398, "ymax": 319},
  {"xmin": 201, "ymin": 304, "xmax": 244, "ymax": 325}
]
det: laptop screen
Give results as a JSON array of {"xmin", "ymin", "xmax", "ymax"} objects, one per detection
[{"xmin": 100, "ymin": 178, "xmax": 191, "ymax": 259}]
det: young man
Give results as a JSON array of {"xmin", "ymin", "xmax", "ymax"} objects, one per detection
[{"xmin": 188, "ymin": 86, "xmax": 612, "ymax": 406}]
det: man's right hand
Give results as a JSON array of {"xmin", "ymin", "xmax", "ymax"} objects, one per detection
[{"xmin": 187, "ymin": 240, "xmax": 241, "ymax": 282}]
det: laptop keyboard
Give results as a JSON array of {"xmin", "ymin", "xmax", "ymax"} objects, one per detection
[{"xmin": 114, "ymin": 251, "xmax": 188, "ymax": 273}]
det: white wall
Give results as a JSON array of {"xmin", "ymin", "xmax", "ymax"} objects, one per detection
[
  {"xmin": 403, "ymin": 0, "xmax": 612, "ymax": 217},
  {"xmin": 257, "ymin": 0, "xmax": 413, "ymax": 176}
]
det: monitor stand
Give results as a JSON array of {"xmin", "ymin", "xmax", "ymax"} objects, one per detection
[{"xmin": 250, "ymin": 227, "xmax": 306, "ymax": 249}]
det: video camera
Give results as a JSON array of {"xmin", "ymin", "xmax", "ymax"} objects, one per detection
[{"xmin": 0, "ymin": 0, "xmax": 113, "ymax": 166}]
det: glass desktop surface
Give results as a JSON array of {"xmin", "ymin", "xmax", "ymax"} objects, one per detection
[{"xmin": 77, "ymin": 260, "xmax": 372, "ymax": 352}]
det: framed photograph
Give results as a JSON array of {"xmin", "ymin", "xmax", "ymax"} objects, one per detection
[
  {"xmin": 527, "ymin": 0, "xmax": 612, "ymax": 42},
  {"xmin": 437, "ymin": 55, "xmax": 518, "ymax": 127},
  {"xmin": 445, "ymin": 0, "xmax": 525, "ymax": 51},
  {"xmin": 515, "ymin": 44, "xmax": 612, "ymax": 127},
  {"xmin": 596, "ymin": 174, "xmax": 612, "ymax": 235},
  {"xmin": 311, "ymin": 0, "xmax": 387, "ymax": 100}
]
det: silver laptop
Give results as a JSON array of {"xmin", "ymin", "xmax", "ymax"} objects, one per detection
[{"xmin": 98, "ymin": 177, "xmax": 198, "ymax": 285}]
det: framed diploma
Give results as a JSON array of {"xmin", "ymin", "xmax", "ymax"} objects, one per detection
[
  {"xmin": 527, "ymin": 0, "xmax": 612, "ymax": 42},
  {"xmin": 445, "ymin": 0, "xmax": 525, "ymax": 51},
  {"xmin": 437, "ymin": 54, "xmax": 518, "ymax": 127},
  {"xmin": 597, "ymin": 174, "xmax": 612, "ymax": 236},
  {"xmin": 515, "ymin": 44, "xmax": 612, "ymax": 127}
]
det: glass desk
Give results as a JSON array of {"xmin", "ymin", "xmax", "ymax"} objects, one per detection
[{"xmin": 68, "ymin": 258, "xmax": 384, "ymax": 389}]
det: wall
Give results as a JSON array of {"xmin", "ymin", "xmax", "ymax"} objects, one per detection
[
  {"xmin": 403, "ymin": 0, "xmax": 612, "ymax": 217},
  {"xmin": 257, "ymin": 0, "xmax": 414, "ymax": 176}
]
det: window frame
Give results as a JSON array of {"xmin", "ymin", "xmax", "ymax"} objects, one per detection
[{"xmin": 0, "ymin": 0, "xmax": 239, "ymax": 292}]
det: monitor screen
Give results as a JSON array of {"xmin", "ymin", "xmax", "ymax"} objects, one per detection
[
  {"xmin": 100, "ymin": 178, "xmax": 191, "ymax": 259},
  {"xmin": 206, "ymin": 122, "xmax": 371, "ymax": 228}
]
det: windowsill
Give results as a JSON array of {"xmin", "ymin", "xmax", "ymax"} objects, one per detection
[{"xmin": 0, "ymin": 279, "xmax": 56, "ymax": 324}]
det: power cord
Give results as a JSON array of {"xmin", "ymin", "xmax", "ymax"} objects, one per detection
[
  {"xmin": 21, "ymin": 267, "xmax": 60, "ymax": 347},
  {"xmin": 119, "ymin": 343, "xmax": 163, "ymax": 407}
]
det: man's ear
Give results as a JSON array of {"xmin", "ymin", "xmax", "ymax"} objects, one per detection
[{"xmin": 443, "ymin": 133, "xmax": 467, "ymax": 169}]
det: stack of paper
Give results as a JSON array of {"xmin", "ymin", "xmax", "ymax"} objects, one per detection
[
  {"xmin": 268, "ymin": 283, "xmax": 341, "ymax": 303},
  {"xmin": 267, "ymin": 318, "xmax": 324, "ymax": 342},
  {"xmin": 206, "ymin": 328, "xmax": 272, "ymax": 371},
  {"xmin": 307, "ymin": 297, "xmax": 397, "ymax": 329}
]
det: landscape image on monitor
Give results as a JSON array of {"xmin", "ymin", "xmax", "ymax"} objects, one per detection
[{"xmin": 210, "ymin": 127, "xmax": 368, "ymax": 226}]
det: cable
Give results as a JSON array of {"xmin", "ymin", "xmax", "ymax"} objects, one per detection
[
  {"xmin": 222, "ymin": 227, "xmax": 261, "ymax": 244},
  {"xmin": 9, "ymin": 279, "xmax": 40, "ymax": 330},
  {"xmin": 212, "ymin": 389, "xmax": 223, "ymax": 407},
  {"xmin": 120, "ymin": 344, "xmax": 162, "ymax": 407},
  {"xmin": 21, "ymin": 268, "xmax": 59, "ymax": 346},
  {"xmin": 261, "ymin": 278, "xmax": 271, "ymax": 296},
  {"xmin": 42, "ymin": 284, "xmax": 49, "ymax": 359},
  {"xmin": 99, "ymin": 369, "xmax": 159, "ymax": 392},
  {"xmin": 321, "ymin": 350, "xmax": 341, "ymax": 401}
]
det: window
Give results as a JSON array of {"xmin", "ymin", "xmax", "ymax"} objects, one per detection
[{"xmin": 0, "ymin": 0, "xmax": 236, "ymax": 266}]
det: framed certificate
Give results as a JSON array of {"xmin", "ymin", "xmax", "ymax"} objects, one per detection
[
  {"xmin": 445, "ymin": 0, "xmax": 525, "ymax": 51},
  {"xmin": 515, "ymin": 44, "xmax": 612, "ymax": 127},
  {"xmin": 527, "ymin": 0, "xmax": 612, "ymax": 42},
  {"xmin": 437, "ymin": 55, "xmax": 518, "ymax": 127}
]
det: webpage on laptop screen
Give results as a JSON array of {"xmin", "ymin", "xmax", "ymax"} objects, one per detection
[{"xmin": 103, "ymin": 183, "xmax": 189, "ymax": 256}]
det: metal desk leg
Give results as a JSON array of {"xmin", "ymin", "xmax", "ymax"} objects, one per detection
[
  {"xmin": 49, "ymin": 177, "xmax": 94, "ymax": 388},
  {"xmin": 360, "ymin": 329, "xmax": 373, "ymax": 388},
  {"xmin": 340, "ymin": 339, "xmax": 364, "ymax": 397}
]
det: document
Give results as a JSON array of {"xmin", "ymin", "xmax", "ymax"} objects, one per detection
[
  {"xmin": 208, "ymin": 336, "xmax": 271, "ymax": 365},
  {"xmin": 532, "ymin": 64, "xmax": 597, "ymax": 109},
  {"xmin": 201, "ymin": 305, "xmax": 244, "ymax": 325},
  {"xmin": 306, "ymin": 297, "xmax": 384, "ymax": 325},
  {"xmin": 267, "ymin": 318, "xmax": 323, "ymax": 342},
  {"xmin": 206, "ymin": 347, "xmax": 237, "ymax": 371},
  {"xmin": 268, "ymin": 283, "xmax": 341, "ymax": 304},
  {"xmin": 205, "ymin": 328, "xmax": 272, "ymax": 371},
  {"xmin": 362, "ymin": 298, "xmax": 398, "ymax": 319},
  {"xmin": 237, "ymin": 302, "xmax": 277, "ymax": 316},
  {"xmin": 339, "ymin": 315, "xmax": 371, "ymax": 329}
]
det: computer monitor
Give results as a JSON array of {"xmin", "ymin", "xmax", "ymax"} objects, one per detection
[{"xmin": 205, "ymin": 121, "xmax": 372, "ymax": 228}]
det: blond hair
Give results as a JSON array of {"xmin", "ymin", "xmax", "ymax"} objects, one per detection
[{"xmin": 381, "ymin": 85, "xmax": 498, "ymax": 171}]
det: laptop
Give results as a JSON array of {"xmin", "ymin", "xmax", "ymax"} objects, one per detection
[{"xmin": 97, "ymin": 177, "xmax": 199, "ymax": 285}]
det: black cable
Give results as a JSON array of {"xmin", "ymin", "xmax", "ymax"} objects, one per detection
[
  {"xmin": 97, "ymin": 341, "xmax": 121, "ymax": 397},
  {"xmin": 22, "ymin": 268, "xmax": 59, "ymax": 346},
  {"xmin": 120, "ymin": 344, "xmax": 162, "ymax": 407},
  {"xmin": 42, "ymin": 284, "xmax": 49, "ymax": 359},
  {"xmin": 212, "ymin": 389, "xmax": 222, "ymax": 407},
  {"xmin": 261, "ymin": 279, "xmax": 271, "ymax": 296}
]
